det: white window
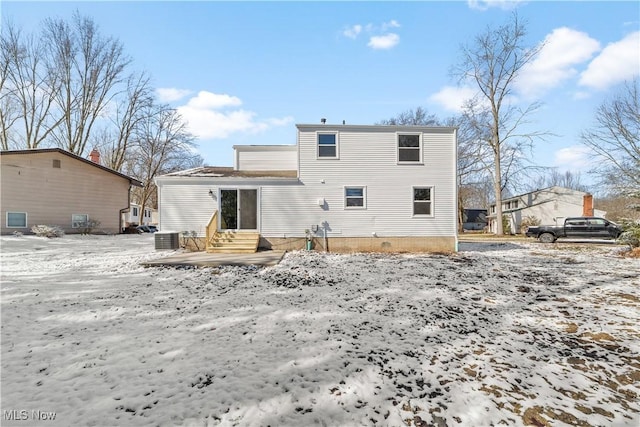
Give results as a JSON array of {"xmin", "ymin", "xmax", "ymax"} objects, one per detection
[
  {"xmin": 398, "ymin": 133, "xmax": 422, "ymax": 163},
  {"xmin": 344, "ymin": 186, "xmax": 366, "ymax": 209},
  {"xmin": 72, "ymin": 214, "xmax": 88, "ymax": 229},
  {"xmin": 132, "ymin": 207, "xmax": 138, "ymax": 217},
  {"xmin": 7, "ymin": 212, "xmax": 27, "ymax": 228},
  {"xmin": 413, "ymin": 187, "xmax": 433, "ymax": 216},
  {"xmin": 317, "ymin": 133, "xmax": 338, "ymax": 158}
]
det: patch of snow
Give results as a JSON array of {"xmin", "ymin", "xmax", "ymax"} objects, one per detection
[{"xmin": 1, "ymin": 235, "xmax": 639, "ymax": 426}]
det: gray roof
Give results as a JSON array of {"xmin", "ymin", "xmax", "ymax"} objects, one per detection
[{"xmin": 163, "ymin": 166, "xmax": 298, "ymax": 178}]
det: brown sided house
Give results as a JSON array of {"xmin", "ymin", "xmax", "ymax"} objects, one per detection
[{"xmin": 1, "ymin": 148, "xmax": 141, "ymax": 235}]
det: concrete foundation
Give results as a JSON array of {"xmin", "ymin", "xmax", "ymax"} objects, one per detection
[{"xmin": 260, "ymin": 236, "xmax": 457, "ymax": 253}]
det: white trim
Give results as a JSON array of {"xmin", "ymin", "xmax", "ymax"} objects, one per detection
[
  {"xmin": 411, "ymin": 186, "xmax": 434, "ymax": 217},
  {"xmin": 397, "ymin": 132, "xmax": 423, "ymax": 164},
  {"xmin": 344, "ymin": 186, "xmax": 367, "ymax": 210},
  {"xmin": 6, "ymin": 211, "xmax": 27, "ymax": 228},
  {"xmin": 316, "ymin": 131, "xmax": 340, "ymax": 159}
]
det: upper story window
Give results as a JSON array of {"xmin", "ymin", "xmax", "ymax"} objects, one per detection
[
  {"xmin": 413, "ymin": 187, "xmax": 433, "ymax": 216},
  {"xmin": 345, "ymin": 186, "xmax": 366, "ymax": 209},
  {"xmin": 7, "ymin": 212, "xmax": 27, "ymax": 228},
  {"xmin": 317, "ymin": 133, "xmax": 338, "ymax": 158},
  {"xmin": 398, "ymin": 134, "xmax": 422, "ymax": 163}
]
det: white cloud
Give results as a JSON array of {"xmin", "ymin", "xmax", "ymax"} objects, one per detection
[
  {"xmin": 368, "ymin": 33, "xmax": 400, "ymax": 50},
  {"xmin": 175, "ymin": 91, "xmax": 293, "ymax": 140},
  {"xmin": 382, "ymin": 20, "xmax": 400, "ymax": 31},
  {"xmin": 186, "ymin": 91, "xmax": 242, "ymax": 109},
  {"xmin": 553, "ymin": 146, "xmax": 591, "ymax": 171},
  {"xmin": 429, "ymin": 86, "xmax": 478, "ymax": 112},
  {"xmin": 343, "ymin": 24, "xmax": 362, "ymax": 39},
  {"xmin": 516, "ymin": 27, "xmax": 600, "ymax": 98},
  {"xmin": 156, "ymin": 88, "xmax": 193, "ymax": 103},
  {"xmin": 343, "ymin": 20, "xmax": 401, "ymax": 50},
  {"xmin": 467, "ymin": 0, "xmax": 524, "ymax": 11},
  {"xmin": 579, "ymin": 31, "xmax": 640, "ymax": 90}
]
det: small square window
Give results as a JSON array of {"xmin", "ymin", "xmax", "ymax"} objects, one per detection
[
  {"xmin": 52, "ymin": 159, "xmax": 61, "ymax": 168},
  {"xmin": 318, "ymin": 133, "xmax": 338, "ymax": 158},
  {"xmin": 413, "ymin": 187, "xmax": 433, "ymax": 216},
  {"xmin": 7, "ymin": 212, "xmax": 27, "ymax": 228},
  {"xmin": 345, "ymin": 186, "xmax": 366, "ymax": 209},
  {"xmin": 72, "ymin": 214, "xmax": 88, "ymax": 228},
  {"xmin": 398, "ymin": 134, "xmax": 422, "ymax": 163}
]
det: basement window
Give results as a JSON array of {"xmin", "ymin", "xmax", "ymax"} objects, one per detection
[
  {"xmin": 7, "ymin": 212, "xmax": 27, "ymax": 228},
  {"xmin": 72, "ymin": 214, "xmax": 88, "ymax": 229}
]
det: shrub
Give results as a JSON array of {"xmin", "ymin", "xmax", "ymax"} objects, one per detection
[
  {"xmin": 31, "ymin": 225, "xmax": 65, "ymax": 238},
  {"xmin": 80, "ymin": 219, "xmax": 101, "ymax": 234},
  {"xmin": 618, "ymin": 219, "xmax": 640, "ymax": 248},
  {"xmin": 520, "ymin": 215, "xmax": 541, "ymax": 234}
]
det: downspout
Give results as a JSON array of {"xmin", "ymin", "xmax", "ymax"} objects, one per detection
[{"xmin": 120, "ymin": 183, "xmax": 133, "ymax": 234}]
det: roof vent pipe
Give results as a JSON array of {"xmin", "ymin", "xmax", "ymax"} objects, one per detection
[{"xmin": 321, "ymin": 118, "xmax": 326, "ymax": 124}]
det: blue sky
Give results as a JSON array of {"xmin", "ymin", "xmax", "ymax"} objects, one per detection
[{"xmin": 2, "ymin": 1, "xmax": 639, "ymax": 178}]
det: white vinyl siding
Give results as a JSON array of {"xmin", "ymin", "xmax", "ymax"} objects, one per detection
[
  {"xmin": 235, "ymin": 146, "xmax": 297, "ymax": 171},
  {"xmin": 7, "ymin": 212, "xmax": 27, "ymax": 228}
]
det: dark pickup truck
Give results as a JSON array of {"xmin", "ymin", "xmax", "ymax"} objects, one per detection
[{"xmin": 525, "ymin": 217, "xmax": 624, "ymax": 243}]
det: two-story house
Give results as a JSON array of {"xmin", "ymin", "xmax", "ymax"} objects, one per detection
[
  {"xmin": 487, "ymin": 186, "xmax": 606, "ymax": 234},
  {"xmin": 155, "ymin": 123, "xmax": 458, "ymax": 253}
]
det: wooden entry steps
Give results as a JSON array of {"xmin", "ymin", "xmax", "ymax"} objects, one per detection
[{"xmin": 207, "ymin": 231, "xmax": 260, "ymax": 253}]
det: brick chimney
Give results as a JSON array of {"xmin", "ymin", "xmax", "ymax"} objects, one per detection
[
  {"xmin": 582, "ymin": 194, "xmax": 594, "ymax": 216},
  {"xmin": 89, "ymin": 148, "xmax": 101, "ymax": 165}
]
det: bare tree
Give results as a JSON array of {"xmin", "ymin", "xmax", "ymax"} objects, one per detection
[
  {"xmin": 0, "ymin": 21, "xmax": 62, "ymax": 149},
  {"xmin": 94, "ymin": 71, "xmax": 153, "ymax": 171},
  {"xmin": 125, "ymin": 104, "xmax": 202, "ymax": 221},
  {"xmin": 452, "ymin": 12, "xmax": 546, "ymax": 234},
  {"xmin": 530, "ymin": 169, "xmax": 590, "ymax": 193},
  {"xmin": 377, "ymin": 107, "xmax": 439, "ymax": 126},
  {"xmin": 581, "ymin": 78, "xmax": 640, "ymax": 195},
  {"xmin": 43, "ymin": 12, "xmax": 130, "ymax": 155}
]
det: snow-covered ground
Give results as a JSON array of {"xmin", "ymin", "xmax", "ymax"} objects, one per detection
[{"xmin": 1, "ymin": 234, "xmax": 639, "ymax": 427}]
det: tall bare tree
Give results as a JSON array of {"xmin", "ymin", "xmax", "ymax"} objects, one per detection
[
  {"xmin": 125, "ymin": 104, "xmax": 202, "ymax": 222},
  {"xmin": 453, "ymin": 13, "xmax": 545, "ymax": 234},
  {"xmin": 93, "ymin": 71, "xmax": 153, "ymax": 171},
  {"xmin": 581, "ymin": 78, "xmax": 640, "ymax": 196},
  {"xmin": 0, "ymin": 21, "xmax": 62, "ymax": 149},
  {"xmin": 43, "ymin": 12, "xmax": 130, "ymax": 155}
]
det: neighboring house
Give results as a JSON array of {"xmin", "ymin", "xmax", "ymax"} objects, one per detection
[
  {"xmin": 1, "ymin": 148, "xmax": 142, "ymax": 235},
  {"xmin": 156, "ymin": 123, "xmax": 458, "ymax": 252},
  {"xmin": 487, "ymin": 186, "xmax": 606, "ymax": 234},
  {"xmin": 462, "ymin": 209, "xmax": 488, "ymax": 231},
  {"xmin": 122, "ymin": 203, "xmax": 158, "ymax": 228}
]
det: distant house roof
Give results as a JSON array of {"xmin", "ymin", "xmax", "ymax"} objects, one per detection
[
  {"xmin": 1, "ymin": 148, "xmax": 142, "ymax": 186},
  {"xmin": 162, "ymin": 166, "xmax": 298, "ymax": 179}
]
